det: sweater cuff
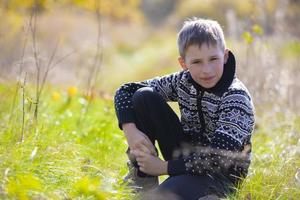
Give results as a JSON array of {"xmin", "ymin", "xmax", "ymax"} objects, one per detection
[
  {"xmin": 167, "ymin": 159, "xmax": 186, "ymax": 176},
  {"xmin": 117, "ymin": 109, "xmax": 136, "ymax": 130}
]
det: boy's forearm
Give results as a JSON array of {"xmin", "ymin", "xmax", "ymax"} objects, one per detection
[
  {"xmin": 122, "ymin": 122, "xmax": 142, "ymax": 147},
  {"xmin": 123, "ymin": 123, "xmax": 157, "ymax": 156},
  {"xmin": 122, "ymin": 123, "xmax": 138, "ymax": 137}
]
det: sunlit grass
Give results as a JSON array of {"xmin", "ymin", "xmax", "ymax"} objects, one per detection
[
  {"xmin": 0, "ymin": 84, "xmax": 132, "ymax": 199},
  {"xmin": 229, "ymin": 113, "xmax": 300, "ymax": 199},
  {"xmin": 0, "ymin": 83, "xmax": 299, "ymax": 199}
]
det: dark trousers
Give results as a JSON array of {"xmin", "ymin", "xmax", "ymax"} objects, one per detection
[
  {"xmin": 132, "ymin": 87, "xmax": 187, "ymax": 161},
  {"xmin": 131, "ymin": 87, "xmax": 234, "ymax": 199}
]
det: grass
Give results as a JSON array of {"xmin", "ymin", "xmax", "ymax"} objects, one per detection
[
  {"xmin": 0, "ymin": 83, "xmax": 299, "ymax": 199},
  {"xmin": 0, "ymin": 83, "xmax": 132, "ymax": 199},
  {"xmin": 230, "ymin": 112, "xmax": 300, "ymax": 199}
]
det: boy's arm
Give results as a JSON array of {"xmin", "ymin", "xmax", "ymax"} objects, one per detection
[
  {"xmin": 122, "ymin": 123, "xmax": 156, "ymax": 156},
  {"xmin": 167, "ymin": 90, "xmax": 255, "ymax": 179},
  {"xmin": 114, "ymin": 71, "xmax": 183, "ymax": 129},
  {"xmin": 114, "ymin": 72, "xmax": 183, "ymax": 153}
]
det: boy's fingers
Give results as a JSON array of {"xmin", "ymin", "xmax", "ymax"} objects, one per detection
[
  {"xmin": 136, "ymin": 132, "xmax": 156, "ymax": 156},
  {"xmin": 140, "ymin": 145, "xmax": 150, "ymax": 154},
  {"xmin": 136, "ymin": 155, "xmax": 140, "ymax": 161},
  {"xmin": 139, "ymin": 167, "xmax": 145, "ymax": 173},
  {"xmin": 150, "ymin": 148, "xmax": 157, "ymax": 156},
  {"xmin": 137, "ymin": 159, "xmax": 144, "ymax": 167},
  {"xmin": 137, "ymin": 161, "xmax": 144, "ymax": 167},
  {"xmin": 142, "ymin": 134, "xmax": 152, "ymax": 145},
  {"xmin": 143, "ymin": 135, "xmax": 154, "ymax": 148},
  {"xmin": 130, "ymin": 150, "xmax": 139, "ymax": 157},
  {"xmin": 138, "ymin": 150, "xmax": 149, "ymax": 159},
  {"xmin": 137, "ymin": 141, "xmax": 154, "ymax": 155},
  {"xmin": 131, "ymin": 149, "xmax": 147, "ymax": 158},
  {"xmin": 136, "ymin": 143, "xmax": 151, "ymax": 154},
  {"xmin": 136, "ymin": 154, "xmax": 146, "ymax": 162},
  {"xmin": 141, "ymin": 139, "xmax": 156, "ymax": 154},
  {"xmin": 140, "ymin": 133, "xmax": 154, "ymax": 148}
]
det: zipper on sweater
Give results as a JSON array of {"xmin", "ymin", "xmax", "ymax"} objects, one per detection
[{"xmin": 197, "ymin": 90, "xmax": 206, "ymax": 133}]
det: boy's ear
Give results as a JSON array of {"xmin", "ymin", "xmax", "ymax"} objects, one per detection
[
  {"xmin": 178, "ymin": 57, "xmax": 188, "ymax": 70},
  {"xmin": 224, "ymin": 49, "xmax": 229, "ymax": 64}
]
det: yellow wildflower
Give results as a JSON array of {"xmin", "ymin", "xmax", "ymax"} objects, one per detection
[
  {"xmin": 52, "ymin": 92, "xmax": 61, "ymax": 101},
  {"xmin": 242, "ymin": 31, "xmax": 253, "ymax": 44},
  {"xmin": 67, "ymin": 86, "xmax": 77, "ymax": 97},
  {"xmin": 84, "ymin": 91, "xmax": 95, "ymax": 101},
  {"xmin": 252, "ymin": 24, "xmax": 264, "ymax": 35}
]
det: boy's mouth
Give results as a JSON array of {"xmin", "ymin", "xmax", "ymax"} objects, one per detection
[{"xmin": 201, "ymin": 76, "xmax": 215, "ymax": 82}]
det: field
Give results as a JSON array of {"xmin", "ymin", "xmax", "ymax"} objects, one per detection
[
  {"xmin": 0, "ymin": 83, "xmax": 299, "ymax": 199},
  {"xmin": 1, "ymin": 1, "xmax": 300, "ymax": 199}
]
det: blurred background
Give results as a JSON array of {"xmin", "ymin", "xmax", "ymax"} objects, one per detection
[{"xmin": 1, "ymin": 0, "xmax": 300, "ymax": 113}]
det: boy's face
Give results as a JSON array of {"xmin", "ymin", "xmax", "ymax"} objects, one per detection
[{"xmin": 179, "ymin": 43, "xmax": 229, "ymax": 89}]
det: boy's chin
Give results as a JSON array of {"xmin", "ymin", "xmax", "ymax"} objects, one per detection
[
  {"xmin": 197, "ymin": 81, "xmax": 217, "ymax": 89},
  {"xmin": 202, "ymin": 85, "xmax": 215, "ymax": 89}
]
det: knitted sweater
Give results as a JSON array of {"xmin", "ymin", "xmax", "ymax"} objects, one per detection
[{"xmin": 114, "ymin": 51, "xmax": 255, "ymax": 182}]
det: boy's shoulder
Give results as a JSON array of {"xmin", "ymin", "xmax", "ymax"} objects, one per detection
[
  {"xmin": 152, "ymin": 70, "xmax": 187, "ymax": 80},
  {"xmin": 229, "ymin": 77, "xmax": 249, "ymax": 91},
  {"xmin": 223, "ymin": 77, "xmax": 253, "ymax": 101}
]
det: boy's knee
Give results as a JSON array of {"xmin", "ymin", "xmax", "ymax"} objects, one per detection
[{"xmin": 132, "ymin": 87, "xmax": 162, "ymax": 107}]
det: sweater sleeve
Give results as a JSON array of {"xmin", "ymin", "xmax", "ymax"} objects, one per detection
[
  {"xmin": 114, "ymin": 71, "xmax": 183, "ymax": 129},
  {"xmin": 167, "ymin": 90, "xmax": 255, "ymax": 180}
]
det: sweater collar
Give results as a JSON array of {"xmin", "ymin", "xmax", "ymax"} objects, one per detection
[{"xmin": 188, "ymin": 50, "xmax": 236, "ymax": 97}]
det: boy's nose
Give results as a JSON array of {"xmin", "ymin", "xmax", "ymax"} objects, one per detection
[{"xmin": 201, "ymin": 63, "xmax": 212, "ymax": 74}]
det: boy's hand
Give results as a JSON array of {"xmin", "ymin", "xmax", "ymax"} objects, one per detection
[
  {"xmin": 131, "ymin": 149, "xmax": 168, "ymax": 176},
  {"xmin": 122, "ymin": 123, "xmax": 157, "ymax": 156}
]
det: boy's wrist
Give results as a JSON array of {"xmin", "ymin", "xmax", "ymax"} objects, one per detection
[
  {"xmin": 122, "ymin": 122, "xmax": 136, "ymax": 130},
  {"xmin": 160, "ymin": 160, "xmax": 168, "ymax": 175},
  {"xmin": 122, "ymin": 123, "xmax": 138, "ymax": 137}
]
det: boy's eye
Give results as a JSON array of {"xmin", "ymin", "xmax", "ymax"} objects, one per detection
[
  {"xmin": 210, "ymin": 57, "xmax": 218, "ymax": 61},
  {"xmin": 192, "ymin": 60, "xmax": 202, "ymax": 64}
]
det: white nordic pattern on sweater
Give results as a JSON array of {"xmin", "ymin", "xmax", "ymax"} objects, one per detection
[{"xmin": 115, "ymin": 70, "xmax": 255, "ymax": 177}]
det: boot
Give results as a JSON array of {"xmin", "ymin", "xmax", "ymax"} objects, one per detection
[{"xmin": 123, "ymin": 149, "xmax": 159, "ymax": 192}]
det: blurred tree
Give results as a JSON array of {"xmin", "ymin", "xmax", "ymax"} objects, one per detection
[
  {"xmin": 0, "ymin": 0, "xmax": 144, "ymax": 74},
  {"xmin": 286, "ymin": 0, "xmax": 300, "ymax": 36},
  {"xmin": 171, "ymin": 0, "xmax": 300, "ymax": 38},
  {"xmin": 0, "ymin": 0, "xmax": 143, "ymax": 22},
  {"xmin": 68, "ymin": 0, "xmax": 144, "ymax": 22},
  {"xmin": 141, "ymin": 0, "xmax": 178, "ymax": 25},
  {"xmin": 0, "ymin": 0, "xmax": 46, "ymax": 12}
]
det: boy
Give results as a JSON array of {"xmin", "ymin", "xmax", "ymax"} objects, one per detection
[{"xmin": 114, "ymin": 17, "xmax": 255, "ymax": 199}]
